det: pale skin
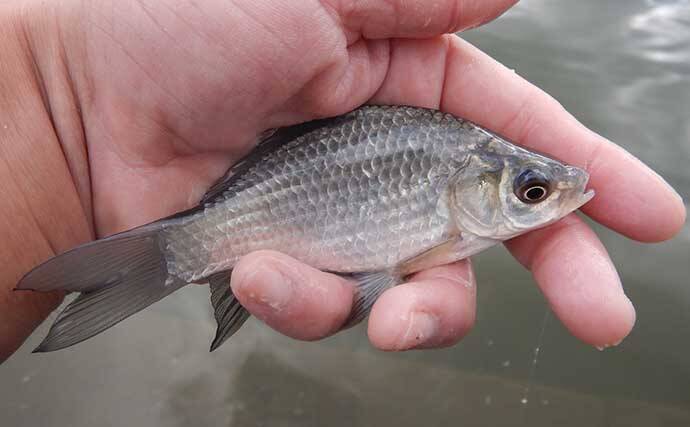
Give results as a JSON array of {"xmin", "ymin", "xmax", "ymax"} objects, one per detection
[{"xmin": 0, "ymin": 0, "xmax": 685, "ymax": 362}]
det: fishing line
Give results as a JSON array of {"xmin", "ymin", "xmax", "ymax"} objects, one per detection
[{"xmin": 520, "ymin": 306, "xmax": 551, "ymax": 424}]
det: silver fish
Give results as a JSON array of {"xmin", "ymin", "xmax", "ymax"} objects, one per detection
[{"xmin": 17, "ymin": 105, "xmax": 594, "ymax": 352}]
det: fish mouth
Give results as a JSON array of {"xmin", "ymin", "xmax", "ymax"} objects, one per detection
[
  {"xmin": 562, "ymin": 166, "xmax": 595, "ymax": 212},
  {"xmin": 574, "ymin": 188, "xmax": 596, "ymax": 209},
  {"xmin": 559, "ymin": 188, "xmax": 594, "ymax": 217}
]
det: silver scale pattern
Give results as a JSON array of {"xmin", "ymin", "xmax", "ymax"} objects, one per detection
[{"xmin": 164, "ymin": 106, "xmax": 490, "ymax": 283}]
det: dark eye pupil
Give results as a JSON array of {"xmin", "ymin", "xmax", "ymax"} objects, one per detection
[
  {"xmin": 514, "ymin": 169, "xmax": 551, "ymax": 204},
  {"xmin": 525, "ymin": 186, "xmax": 546, "ymax": 201}
]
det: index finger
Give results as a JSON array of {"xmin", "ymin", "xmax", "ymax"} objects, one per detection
[
  {"xmin": 439, "ymin": 37, "xmax": 686, "ymax": 242},
  {"xmin": 323, "ymin": 0, "xmax": 518, "ymax": 40},
  {"xmin": 373, "ymin": 36, "xmax": 685, "ymax": 242}
]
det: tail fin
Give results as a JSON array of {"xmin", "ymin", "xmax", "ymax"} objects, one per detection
[{"xmin": 16, "ymin": 224, "xmax": 186, "ymax": 352}]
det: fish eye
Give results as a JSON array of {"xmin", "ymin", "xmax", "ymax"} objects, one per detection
[{"xmin": 514, "ymin": 169, "xmax": 551, "ymax": 204}]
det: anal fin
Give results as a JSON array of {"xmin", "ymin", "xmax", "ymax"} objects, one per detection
[{"xmin": 208, "ymin": 270, "xmax": 250, "ymax": 351}]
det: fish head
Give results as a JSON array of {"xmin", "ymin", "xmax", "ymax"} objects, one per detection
[{"xmin": 449, "ymin": 140, "xmax": 595, "ymax": 240}]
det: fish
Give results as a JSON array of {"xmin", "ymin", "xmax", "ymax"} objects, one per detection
[{"xmin": 16, "ymin": 105, "xmax": 595, "ymax": 353}]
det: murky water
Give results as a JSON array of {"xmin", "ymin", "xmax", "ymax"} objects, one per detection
[{"xmin": 2, "ymin": 1, "xmax": 689, "ymax": 426}]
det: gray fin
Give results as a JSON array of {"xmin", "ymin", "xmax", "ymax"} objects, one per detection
[
  {"xmin": 208, "ymin": 270, "xmax": 250, "ymax": 352},
  {"xmin": 16, "ymin": 223, "xmax": 187, "ymax": 352},
  {"xmin": 17, "ymin": 223, "xmax": 167, "ymax": 293},
  {"xmin": 396, "ymin": 235, "xmax": 499, "ymax": 277},
  {"xmin": 342, "ymin": 271, "xmax": 402, "ymax": 328},
  {"xmin": 397, "ymin": 237, "xmax": 462, "ymax": 276},
  {"xmin": 199, "ymin": 114, "xmax": 356, "ymax": 205},
  {"xmin": 33, "ymin": 277, "xmax": 186, "ymax": 353}
]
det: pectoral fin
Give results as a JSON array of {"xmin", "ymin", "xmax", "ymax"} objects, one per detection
[{"xmin": 399, "ymin": 235, "xmax": 498, "ymax": 276}]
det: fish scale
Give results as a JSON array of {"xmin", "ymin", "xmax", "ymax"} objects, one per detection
[{"xmin": 164, "ymin": 106, "xmax": 477, "ymax": 282}]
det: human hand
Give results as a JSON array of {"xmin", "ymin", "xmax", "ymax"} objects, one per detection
[{"xmin": 5, "ymin": 0, "xmax": 684, "ymax": 357}]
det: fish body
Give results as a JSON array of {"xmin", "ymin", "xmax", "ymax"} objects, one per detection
[
  {"xmin": 168, "ymin": 107, "xmax": 483, "ymax": 280},
  {"xmin": 17, "ymin": 105, "xmax": 594, "ymax": 352}
]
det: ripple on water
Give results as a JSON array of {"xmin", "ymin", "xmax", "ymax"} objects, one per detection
[{"xmin": 629, "ymin": 0, "xmax": 690, "ymax": 64}]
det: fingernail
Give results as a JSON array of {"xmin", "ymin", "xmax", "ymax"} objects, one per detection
[
  {"xmin": 241, "ymin": 265, "xmax": 293, "ymax": 312},
  {"xmin": 398, "ymin": 312, "xmax": 439, "ymax": 350},
  {"xmin": 431, "ymin": 272, "xmax": 474, "ymax": 289},
  {"xmin": 413, "ymin": 259, "xmax": 474, "ymax": 289},
  {"xmin": 595, "ymin": 340, "xmax": 622, "ymax": 352}
]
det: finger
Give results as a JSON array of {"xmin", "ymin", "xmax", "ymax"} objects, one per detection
[
  {"xmin": 368, "ymin": 260, "xmax": 476, "ymax": 351},
  {"xmin": 230, "ymin": 250, "xmax": 354, "ymax": 340},
  {"xmin": 371, "ymin": 35, "xmax": 686, "ymax": 242},
  {"xmin": 324, "ymin": 0, "xmax": 518, "ymax": 40},
  {"xmin": 506, "ymin": 215, "xmax": 636, "ymax": 348},
  {"xmin": 0, "ymin": 290, "xmax": 62, "ymax": 362}
]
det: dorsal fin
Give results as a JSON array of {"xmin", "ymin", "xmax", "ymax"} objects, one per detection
[{"xmin": 200, "ymin": 114, "xmax": 355, "ymax": 205}]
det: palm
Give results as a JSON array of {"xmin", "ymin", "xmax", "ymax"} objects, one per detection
[
  {"xmin": 60, "ymin": 0, "xmax": 684, "ymax": 349},
  {"xmin": 82, "ymin": 0, "xmax": 390, "ymax": 234}
]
